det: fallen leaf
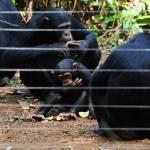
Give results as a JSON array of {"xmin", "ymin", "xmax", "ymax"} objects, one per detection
[
  {"xmin": 45, "ymin": 116, "xmax": 54, "ymax": 121},
  {"xmin": 17, "ymin": 100, "xmax": 30, "ymax": 110},
  {"xmin": 79, "ymin": 111, "xmax": 89, "ymax": 118}
]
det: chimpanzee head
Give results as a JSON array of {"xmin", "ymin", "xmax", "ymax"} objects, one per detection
[
  {"xmin": 55, "ymin": 59, "xmax": 83, "ymax": 87},
  {"xmin": 28, "ymin": 8, "xmax": 73, "ymax": 44}
]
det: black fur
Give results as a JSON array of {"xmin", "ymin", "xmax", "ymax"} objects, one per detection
[
  {"xmin": 91, "ymin": 32, "xmax": 150, "ymax": 139},
  {"xmin": 20, "ymin": 58, "xmax": 91, "ymax": 117},
  {"xmin": 0, "ymin": 1, "xmax": 99, "ymax": 83}
]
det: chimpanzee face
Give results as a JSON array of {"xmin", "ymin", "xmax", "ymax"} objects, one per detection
[
  {"xmin": 55, "ymin": 59, "xmax": 83, "ymax": 87},
  {"xmin": 38, "ymin": 8, "xmax": 73, "ymax": 43},
  {"xmin": 37, "ymin": 8, "xmax": 71, "ymax": 28}
]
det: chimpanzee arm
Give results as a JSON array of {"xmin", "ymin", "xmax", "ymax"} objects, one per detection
[
  {"xmin": 70, "ymin": 16, "xmax": 98, "ymax": 48},
  {"xmin": 77, "ymin": 64, "xmax": 91, "ymax": 86},
  {"xmin": 0, "ymin": 43, "xmax": 68, "ymax": 68},
  {"xmin": 70, "ymin": 65, "xmax": 91, "ymax": 113},
  {"xmin": 69, "ymin": 90, "xmax": 89, "ymax": 113},
  {"xmin": 69, "ymin": 15, "xmax": 100, "ymax": 69},
  {"xmin": 20, "ymin": 69, "xmax": 62, "ymax": 120},
  {"xmin": 33, "ymin": 93, "xmax": 61, "ymax": 118}
]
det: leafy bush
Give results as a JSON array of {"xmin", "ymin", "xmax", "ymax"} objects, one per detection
[
  {"xmin": 12, "ymin": 0, "xmax": 150, "ymax": 50},
  {"xmin": 84, "ymin": 0, "xmax": 150, "ymax": 50}
]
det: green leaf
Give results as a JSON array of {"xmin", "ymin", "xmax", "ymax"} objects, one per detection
[
  {"xmin": 10, "ymin": 79, "xmax": 22, "ymax": 85},
  {"xmin": 11, "ymin": 0, "xmax": 16, "ymax": 5},
  {"xmin": 136, "ymin": 15, "xmax": 150, "ymax": 26}
]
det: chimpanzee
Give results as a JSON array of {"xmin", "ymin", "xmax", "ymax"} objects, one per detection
[
  {"xmin": 91, "ymin": 32, "xmax": 150, "ymax": 140},
  {"xmin": 20, "ymin": 58, "xmax": 91, "ymax": 120},
  {"xmin": 0, "ymin": 0, "xmax": 21, "ymax": 25},
  {"xmin": 0, "ymin": 1, "xmax": 100, "ymax": 85}
]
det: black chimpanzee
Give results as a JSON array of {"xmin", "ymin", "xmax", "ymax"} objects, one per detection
[
  {"xmin": 0, "ymin": 0, "xmax": 21, "ymax": 25},
  {"xmin": 20, "ymin": 58, "xmax": 91, "ymax": 120},
  {"xmin": 91, "ymin": 32, "xmax": 150, "ymax": 140},
  {"xmin": 0, "ymin": 0, "xmax": 72, "ymax": 85},
  {"xmin": 0, "ymin": 1, "xmax": 100, "ymax": 85},
  {"xmin": 0, "ymin": 0, "xmax": 22, "ymax": 85}
]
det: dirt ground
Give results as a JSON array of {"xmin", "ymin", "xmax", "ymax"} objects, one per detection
[{"xmin": 0, "ymin": 88, "xmax": 150, "ymax": 149}]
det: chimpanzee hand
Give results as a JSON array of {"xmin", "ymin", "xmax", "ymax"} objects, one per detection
[
  {"xmin": 66, "ymin": 40, "xmax": 88, "ymax": 60},
  {"xmin": 66, "ymin": 40, "xmax": 88, "ymax": 49},
  {"xmin": 54, "ymin": 43, "xmax": 70, "ymax": 58}
]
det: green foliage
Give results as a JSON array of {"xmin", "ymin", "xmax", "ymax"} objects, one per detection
[
  {"xmin": 85, "ymin": 0, "xmax": 150, "ymax": 50},
  {"xmin": 11, "ymin": 0, "xmax": 16, "ymax": 5},
  {"xmin": 10, "ymin": 79, "xmax": 22, "ymax": 85},
  {"xmin": 12, "ymin": 0, "xmax": 150, "ymax": 50},
  {"xmin": 137, "ymin": 16, "xmax": 150, "ymax": 26}
]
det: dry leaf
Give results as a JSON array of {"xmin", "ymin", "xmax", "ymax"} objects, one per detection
[
  {"xmin": 17, "ymin": 100, "xmax": 30, "ymax": 110},
  {"xmin": 45, "ymin": 116, "xmax": 54, "ymax": 121},
  {"xmin": 78, "ymin": 111, "xmax": 89, "ymax": 118}
]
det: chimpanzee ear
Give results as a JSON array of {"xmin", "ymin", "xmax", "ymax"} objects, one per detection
[{"xmin": 40, "ymin": 17, "xmax": 50, "ymax": 28}]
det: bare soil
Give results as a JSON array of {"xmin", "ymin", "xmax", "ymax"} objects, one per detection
[
  {"xmin": 0, "ymin": 89, "xmax": 150, "ymax": 150},
  {"xmin": 0, "ymin": 53, "xmax": 150, "ymax": 150}
]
